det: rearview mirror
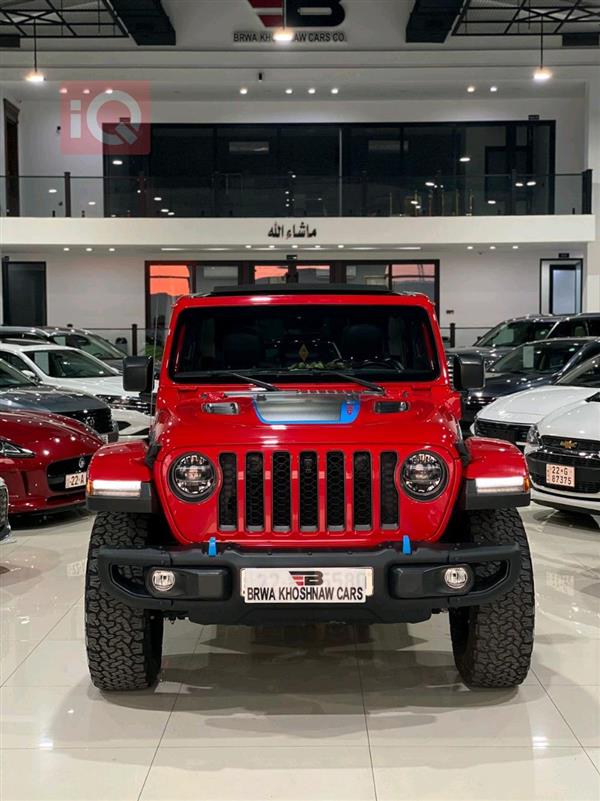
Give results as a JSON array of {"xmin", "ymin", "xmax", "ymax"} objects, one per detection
[
  {"xmin": 123, "ymin": 356, "xmax": 154, "ymax": 393},
  {"xmin": 452, "ymin": 353, "xmax": 485, "ymax": 391}
]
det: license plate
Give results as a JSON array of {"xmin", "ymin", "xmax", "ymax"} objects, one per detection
[
  {"xmin": 240, "ymin": 567, "xmax": 374, "ymax": 604},
  {"xmin": 546, "ymin": 464, "xmax": 575, "ymax": 488},
  {"xmin": 65, "ymin": 472, "xmax": 86, "ymax": 489}
]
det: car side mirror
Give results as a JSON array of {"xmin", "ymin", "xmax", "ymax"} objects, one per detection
[
  {"xmin": 123, "ymin": 356, "xmax": 154, "ymax": 393},
  {"xmin": 22, "ymin": 369, "xmax": 40, "ymax": 384},
  {"xmin": 452, "ymin": 353, "xmax": 485, "ymax": 391}
]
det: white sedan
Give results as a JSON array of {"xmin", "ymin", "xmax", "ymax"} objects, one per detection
[
  {"xmin": 0, "ymin": 342, "xmax": 153, "ymax": 439},
  {"xmin": 472, "ymin": 354, "xmax": 600, "ymax": 449},
  {"xmin": 525, "ymin": 396, "xmax": 600, "ymax": 519}
]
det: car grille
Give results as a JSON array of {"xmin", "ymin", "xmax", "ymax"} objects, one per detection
[
  {"xmin": 47, "ymin": 454, "xmax": 93, "ymax": 492},
  {"xmin": 64, "ymin": 408, "xmax": 113, "ymax": 435},
  {"xmin": 527, "ymin": 450, "xmax": 600, "ymax": 495},
  {"xmin": 465, "ymin": 396, "xmax": 491, "ymax": 412},
  {"xmin": 474, "ymin": 419, "xmax": 531, "ymax": 445},
  {"xmin": 217, "ymin": 449, "xmax": 401, "ymax": 536},
  {"xmin": 0, "ymin": 483, "xmax": 8, "ymax": 528},
  {"xmin": 541, "ymin": 436, "xmax": 600, "ymax": 456}
]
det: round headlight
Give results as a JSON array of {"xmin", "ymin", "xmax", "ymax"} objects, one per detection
[
  {"xmin": 169, "ymin": 453, "xmax": 216, "ymax": 502},
  {"xmin": 401, "ymin": 451, "xmax": 448, "ymax": 500}
]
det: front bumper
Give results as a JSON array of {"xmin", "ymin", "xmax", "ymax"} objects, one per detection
[
  {"xmin": 531, "ymin": 484, "xmax": 600, "ymax": 515},
  {"xmin": 97, "ymin": 541, "xmax": 522, "ymax": 625}
]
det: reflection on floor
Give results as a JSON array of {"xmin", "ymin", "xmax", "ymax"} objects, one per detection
[{"xmin": 1, "ymin": 506, "xmax": 599, "ymax": 801}]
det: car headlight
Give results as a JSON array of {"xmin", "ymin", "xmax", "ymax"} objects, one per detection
[
  {"xmin": 401, "ymin": 451, "xmax": 448, "ymax": 500},
  {"xmin": 0, "ymin": 439, "xmax": 34, "ymax": 458},
  {"xmin": 526, "ymin": 425, "xmax": 541, "ymax": 448},
  {"xmin": 169, "ymin": 453, "xmax": 216, "ymax": 502}
]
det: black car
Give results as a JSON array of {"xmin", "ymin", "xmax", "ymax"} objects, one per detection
[
  {"xmin": 0, "ymin": 327, "xmax": 126, "ymax": 372},
  {"xmin": 462, "ymin": 337, "xmax": 600, "ymax": 425},
  {"xmin": 0, "ymin": 357, "xmax": 118, "ymax": 441},
  {"xmin": 0, "ymin": 478, "xmax": 10, "ymax": 542},
  {"xmin": 450, "ymin": 312, "xmax": 600, "ymax": 369}
]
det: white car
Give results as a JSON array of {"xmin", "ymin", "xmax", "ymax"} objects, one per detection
[
  {"xmin": 0, "ymin": 342, "xmax": 153, "ymax": 439},
  {"xmin": 473, "ymin": 354, "xmax": 600, "ymax": 449},
  {"xmin": 525, "ymin": 396, "xmax": 600, "ymax": 518}
]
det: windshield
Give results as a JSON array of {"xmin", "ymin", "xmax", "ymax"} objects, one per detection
[
  {"xmin": 29, "ymin": 349, "xmax": 118, "ymax": 379},
  {"xmin": 0, "ymin": 358, "xmax": 37, "ymax": 388},
  {"xmin": 476, "ymin": 320, "xmax": 555, "ymax": 348},
  {"xmin": 51, "ymin": 332, "xmax": 125, "ymax": 360},
  {"xmin": 490, "ymin": 340, "xmax": 584, "ymax": 375},
  {"xmin": 170, "ymin": 304, "xmax": 440, "ymax": 384},
  {"xmin": 557, "ymin": 356, "xmax": 600, "ymax": 388}
]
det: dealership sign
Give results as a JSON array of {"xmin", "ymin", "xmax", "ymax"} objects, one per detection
[{"xmin": 235, "ymin": 0, "xmax": 347, "ymax": 43}]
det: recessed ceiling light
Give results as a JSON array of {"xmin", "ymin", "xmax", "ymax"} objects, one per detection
[
  {"xmin": 490, "ymin": 245, "xmax": 496, "ymax": 250},
  {"xmin": 59, "ymin": 87, "xmax": 67, "ymax": 94},
  {"xmin": 410, "ymin": 199, "xmax": 419, "ymax": 205},
  {"xmin": 83, "ymin": 88, "xmax": 91, "ymax": 94},
  {"xmin": 353, "ymin": 246, "xmax": 376, "ymax": 251},
  {"xmin": 398, "ymin": 246, "xmax": 422, "ymax": 251},
  {"xmin": 425, "ymin": 181, "xmax": 436, "ymax": 187},
  {"xmin": 515, "ymin": 181, "xmax": 524, "ymax": 187},
  {"xmin": 308, "ymin": 88, "xmax": 316, "ymax": 94},
  {"xmin": 331, "ymin": 88, "xmax": 339, "ymax": 94},
  {"xmin": 487, "ymin": 199, "xmax": 496, "ymax": 205},
  {"xmin": 153, "ymin": 196, "xmax": 162, "ymax": 202},
  {"xmin": 526, "ymin": 180, "xmax": 537, "ymax": 186},
  {"xmin": 245, "ymin": 245, "xmax": 252, "ymax": 249},
  {"xmin": 105, "ymin": 88, "xmax": 113, "ymax": 94},
  {"xmin": 86, "ymin": 247, "xmax": 93, "ymax": 252},
  {"xmin": 467, "ymin": 85, "xmax": 476, "ymax": 93},
  {"xmin": 112, "ymin": 159, "xmax": 123, "ymax": 166},
  {"xmin": 206, "ymin": 247, "xmax": 229, "ymax": 251},
  {"xmin": 467, "ymin": 246, "xmax": 474, "ymax": 250},
  {"xmin": 63, "ymin": 247, "xmax": 70, "ymax": 252},
  {"xmin": 459, "ymin": 156, "xmax": 471, "ymax": 163},
  {"xmin": 285, "ymin": 88, "xmax": 293, "ymax": 94},
  {"xmin": 161, "ymin": 247, "xmax": 184, "ymax": 252},
  {"xmin": 240, "ymin": 87, "xmax": 248, "ymax": 95},
  {"xmin": 168, "ymin": 211, "xmax": 175, "ymax": 216},
  {"xmin": 161, "ymin": 208, "xmax": 169, "ymax": 213},
  {"xmin": 48, "ymin": 188, "xmax": 57, "ymax": 194},
  {"xmin": 512, "ymin": 245, "xmax": 519, "ymax": 249},
  {"xmin": 269, "ymin": 244, "xmax": 275, "ymax": 249},
  {"xmin": 88, "ymin": 201, "xmax": 96, "ymax": 206},
  {"xmin": 314, "ymin": 245, "xmax": 321, "ymax": 249},
  {"xmin": 109, "ymin": 247, "xmax": 116, "ymax": 252},
  {"xmin": 338, "ymin": 244, "xmax": 345, "ymax": 249},
  {"xmin": 490, "ymin": 85, "xmax": 498, "ymax": 92},
  {"xmin": 292, "ymin": 244, "xmax": 298, "ymax": 249}
]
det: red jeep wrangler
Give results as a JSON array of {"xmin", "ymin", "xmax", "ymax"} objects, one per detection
[{"xmin": 85, "ymin": 286, "xmax": 534, "ymax": 691}]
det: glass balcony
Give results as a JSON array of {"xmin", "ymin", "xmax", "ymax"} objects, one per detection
[{"xmin": 0, "ymin": 170, "xmax": 592, "ymax": 218}]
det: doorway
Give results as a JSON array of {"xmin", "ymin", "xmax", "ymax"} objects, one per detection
[
  {"xmin": 3, "ymin": 100, "xmax": 20, "ymax": 217},
  {"xmin": 2, "ymin": 261, "xmax": 47, "ymax": 326},
  {"xmin": 540, "ymin": 258, "xmax": 583, "ymax": 315}
]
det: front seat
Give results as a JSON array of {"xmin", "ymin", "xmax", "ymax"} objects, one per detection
[
  {"xmin": 341, "ymin": 324, "xmax": 384, "ymax": 362},
  {"xmin": 222, "ymin": 331, "xmax": 263, "ymax": 369}
]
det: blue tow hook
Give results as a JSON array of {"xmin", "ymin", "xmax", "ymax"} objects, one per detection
[
  {"xmin": 207, "ymin": 537, "xmax": 218, "ymax": 557},
  {"xmin": 402, "ymin": 535, "xmax": 412, "ymax": 555}
]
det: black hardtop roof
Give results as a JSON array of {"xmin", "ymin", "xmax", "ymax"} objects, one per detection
[{"xmin": 205, "ymin": 284, "xmax": 409, "ymax": 297}]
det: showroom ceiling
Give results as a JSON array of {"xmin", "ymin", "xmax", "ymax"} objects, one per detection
[{"xmin": 0, "ymin": 0, "xmax": 175, "ymax": 44}]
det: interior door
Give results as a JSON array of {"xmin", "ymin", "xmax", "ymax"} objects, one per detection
[
  {"xmin": 2, "ymin": 261, "xmax": 47, "ymax": 326},
  {"xmin": 4, "ymin": 100, "xmax": 20, "ymax": 217}
]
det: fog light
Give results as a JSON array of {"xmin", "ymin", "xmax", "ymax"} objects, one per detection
[
  {"xmin": 443, "ymin": 566, "xmax": 470, "ymax": 590},
  {"xmin": 151, "ymin": 569, "xmax": 176, "ymax": 593}
]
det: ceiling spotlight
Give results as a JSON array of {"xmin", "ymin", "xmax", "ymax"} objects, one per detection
[
  {"xmin": 48, "ymin": 188, "xmax": 57, "ymax": 194},
  {"xmin": 490, "ymin": 245, "xmax": 496, "ymax": 250},
  {"xmin": 338, "ymin": 244, "xmax": 345, "ymax": 249},
  {"xmin": 153, "ymin": 196, "xmax": 163, "ymax": 202},
  {"xmin": 534, "ymin": 23, "xmax": 552, "ymax": 81},
  {"xmin": 269, "ymin": 244, "xmax": 275, "ymax": 249},
  {"xmin": 315, "ymin": 245, "xmax": 321, "ymax": 249},
  {"xmin": 63, "ymin": 247, "xmax": 70, "ymax": 252},
  {"xmin": 459, "ymin": 156, "xmax": 471, "ymax": 163},
  {"xmin": 88, "ymin": 201, "xmax": 96, "ymax": 206},
  {"xmin": 487, "ymin": 199, "xmax": 496, "ymax": 205},
  {"xmin": 86, "ymin": 247, "xmax": 93, "ymax": 252},
  {"xmin": 331, "ymin": 88, "xmax": 339, "ymax": 95},
  {"xmin": 425, "ymin": 181, "xmax": 436, "ymax": 187},
  {"xmin": 105, "ymin": 88, "xmax": 114, "ymax": 94},
  {"xmin": 285, "ymin": 88, "xmax": 293, "ymax": 94},
  {"xmin": 161, "ymin": 208, "xmax": 170, "ymax": 213},
  {"xmin": 467, "ymin": 85, "xmax": 476, "ymax": 93},
  {"xmin": 490, "ymin": 86, "xmax": 498, "ymax": 92},
  {"xmin": 308, "ymin": 88, "xmax": 316, "ymax": 94},
  {"xmin": 112, "ymin": 159, "xmax": 123, "ymax": 166},
  {"xmin": 245, "ymin": 245, "xmax": 252, "ymax": 249},
  {"xmin": 410, "ymin": 199, "xmax": 419, "ymax": 205},
  {"xmin": 467, "ymin": 246, "xmax": 474, "ymax": 250},
  {"xmin": 168, "ymin": 211, "xmax": 175, "ymax": 216},
  {"xmin": 512, "ymin": 245, "xmax": 519, "ymax": 249},
  {"xmin": 292, "ymin": 244, "xmax": 298, "ymax": 249},
  {"xmin": 109, "ymin": 247, "xmax": 116, "ymax": 252},
  {"xmin": 240, "ymin": 87, "xmax": 248, "ymax": 95},
  {"xmin": 398, "ymin": 246, "xmax": 422, "ymax": 251},
  {"xmin": 59, "ymin": 87, "xmax": 68, "ymax": 95},
  {"xmin": 515, "ymin": 181, "xmax": 524, "ymax": 187},
  {"xmin": 526, "ymin": 180, "xmax": 537, "ymax": 186},
  {"xmin": 83, "ymin": 88, "xmax": 91, "ymax": 95},
  {"xmin": 25, "ymin": 19, "xmax": 44, "ymax": 83}
]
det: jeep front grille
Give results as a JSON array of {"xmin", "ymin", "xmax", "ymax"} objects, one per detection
[{"xmin": 217, "ymin": 449, "xmax": 400, "ymax": 536}]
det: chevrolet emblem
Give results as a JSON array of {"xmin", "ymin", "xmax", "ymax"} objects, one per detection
[{"xmin": 559, "ymin": 440, "xmax": 577, "ymax": 450}]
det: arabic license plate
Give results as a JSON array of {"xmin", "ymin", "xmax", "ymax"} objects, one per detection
[
  {"xmin": 65, "ymin": 472, "xmax": 87, "ymax": 489},
  {"xmin": 240, "ymin": 567, "xmax": 374, "ymax": 604},
  {"xmin": 546, "ymin": 464, "xmax": 575, "ymax": 488}
]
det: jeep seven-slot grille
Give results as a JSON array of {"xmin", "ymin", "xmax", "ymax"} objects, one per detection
[{"xmin": 217, "ymin": 450, "xmax": 400, "ymax": 535}]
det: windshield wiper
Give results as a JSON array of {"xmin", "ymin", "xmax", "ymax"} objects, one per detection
[
  {"xmin": 283, "ymin": 369, "xmax": 385, "ymax": 394},
  {"xmin": 200, "ymin": 371, "xmax": 281, "ymax": 392}
]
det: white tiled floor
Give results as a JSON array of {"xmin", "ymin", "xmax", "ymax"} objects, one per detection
[{"xmin": 1, "ymin": 506, "xmax": 599, "ymax": 801}]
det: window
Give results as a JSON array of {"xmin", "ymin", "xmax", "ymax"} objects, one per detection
[
  {"xmin": 0, "ymin": 358, "xmax": 36, "ymax": 387},
  {"xmin": 0, "ymin": 351, "xmax": 32, "ymax": 374},
  {"xmin": 148, "ymin": 263, "xmax": 193, "ymax": 333},
  {"xmin": 170, "ymin": 303, "xmax": 439, "ymax": 384},
  {"xmin": 30, "ymin": 349, "xmax": 117, "ymax": 379},
  {"xmin": 490, "ymin": 341, "xmax": 586, "ymax": 375},
  {"xmin": 476, "ymin": 320, "xmax": 555, "ymax": 347},
  {"xmin": 558, "ymin": 356, "xmax": 600, "ymax": 388}
]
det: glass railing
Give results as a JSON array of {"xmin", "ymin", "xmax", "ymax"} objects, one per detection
[{"xmin": 0, "ymin": 171, "xmax": 592, "ymax": 218}]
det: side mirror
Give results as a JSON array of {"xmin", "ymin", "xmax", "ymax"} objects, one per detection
[
  {"xmin": 22, "ymin": 369, "xmax": 40, "ymax": 384},
  {"xmin": 452, "ymin": 353, "xmax": 485, "ymax": 391},
  {"xmin": 123, "ymin": 356, "xmax": 154, "ymax": 393}
]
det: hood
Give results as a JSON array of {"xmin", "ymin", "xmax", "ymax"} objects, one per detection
[
  {"xmin": 448, "ymin": 346, "xmax": 512, "ymax": 366},
  {"xmin": 0, "ymin": 384, "xmax": 107, "ymax": 414},
  {"xmin": 154, "ymin": 388, "xmax": 460, "ymax": 453},
  {"xmin": 478, "ymin": 385, "xmax": 599, "ymax": 425},
  {"xmin": 52, "ymin": 374, "xmax": 131, "ymax": 398},
  {"xmin": 0, "ymin": 409, "xmax": 103, "ymax": 450},
  {"xmin": 475, "ymin": 371, "xmax": 553, "ymax": 399},
  {"xmin": 537, "ymin": 395, "xmax": 600, "ymax": 441}
]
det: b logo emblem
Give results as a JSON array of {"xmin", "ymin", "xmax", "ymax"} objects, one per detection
[
  {"xmin": 248, "ymin": 0, "xmax": 345, "ymax": 28},
  {"xmin": 289, "ymin": 570, "xmax": 324, "ymax": 587}
]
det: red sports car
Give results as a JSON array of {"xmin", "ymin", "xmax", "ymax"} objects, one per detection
[{"xmin": 0, "ymin": 411, "xmax": 103, "ymax": 514}]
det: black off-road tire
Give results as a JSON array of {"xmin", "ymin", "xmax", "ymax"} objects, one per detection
[
  {"xmin": 449, "ymin": 508, "xmax": 535, "ymax": 689},
  {"xmin": 85, "ymin": 511, "xmax": 163, "ymax": 691}
]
